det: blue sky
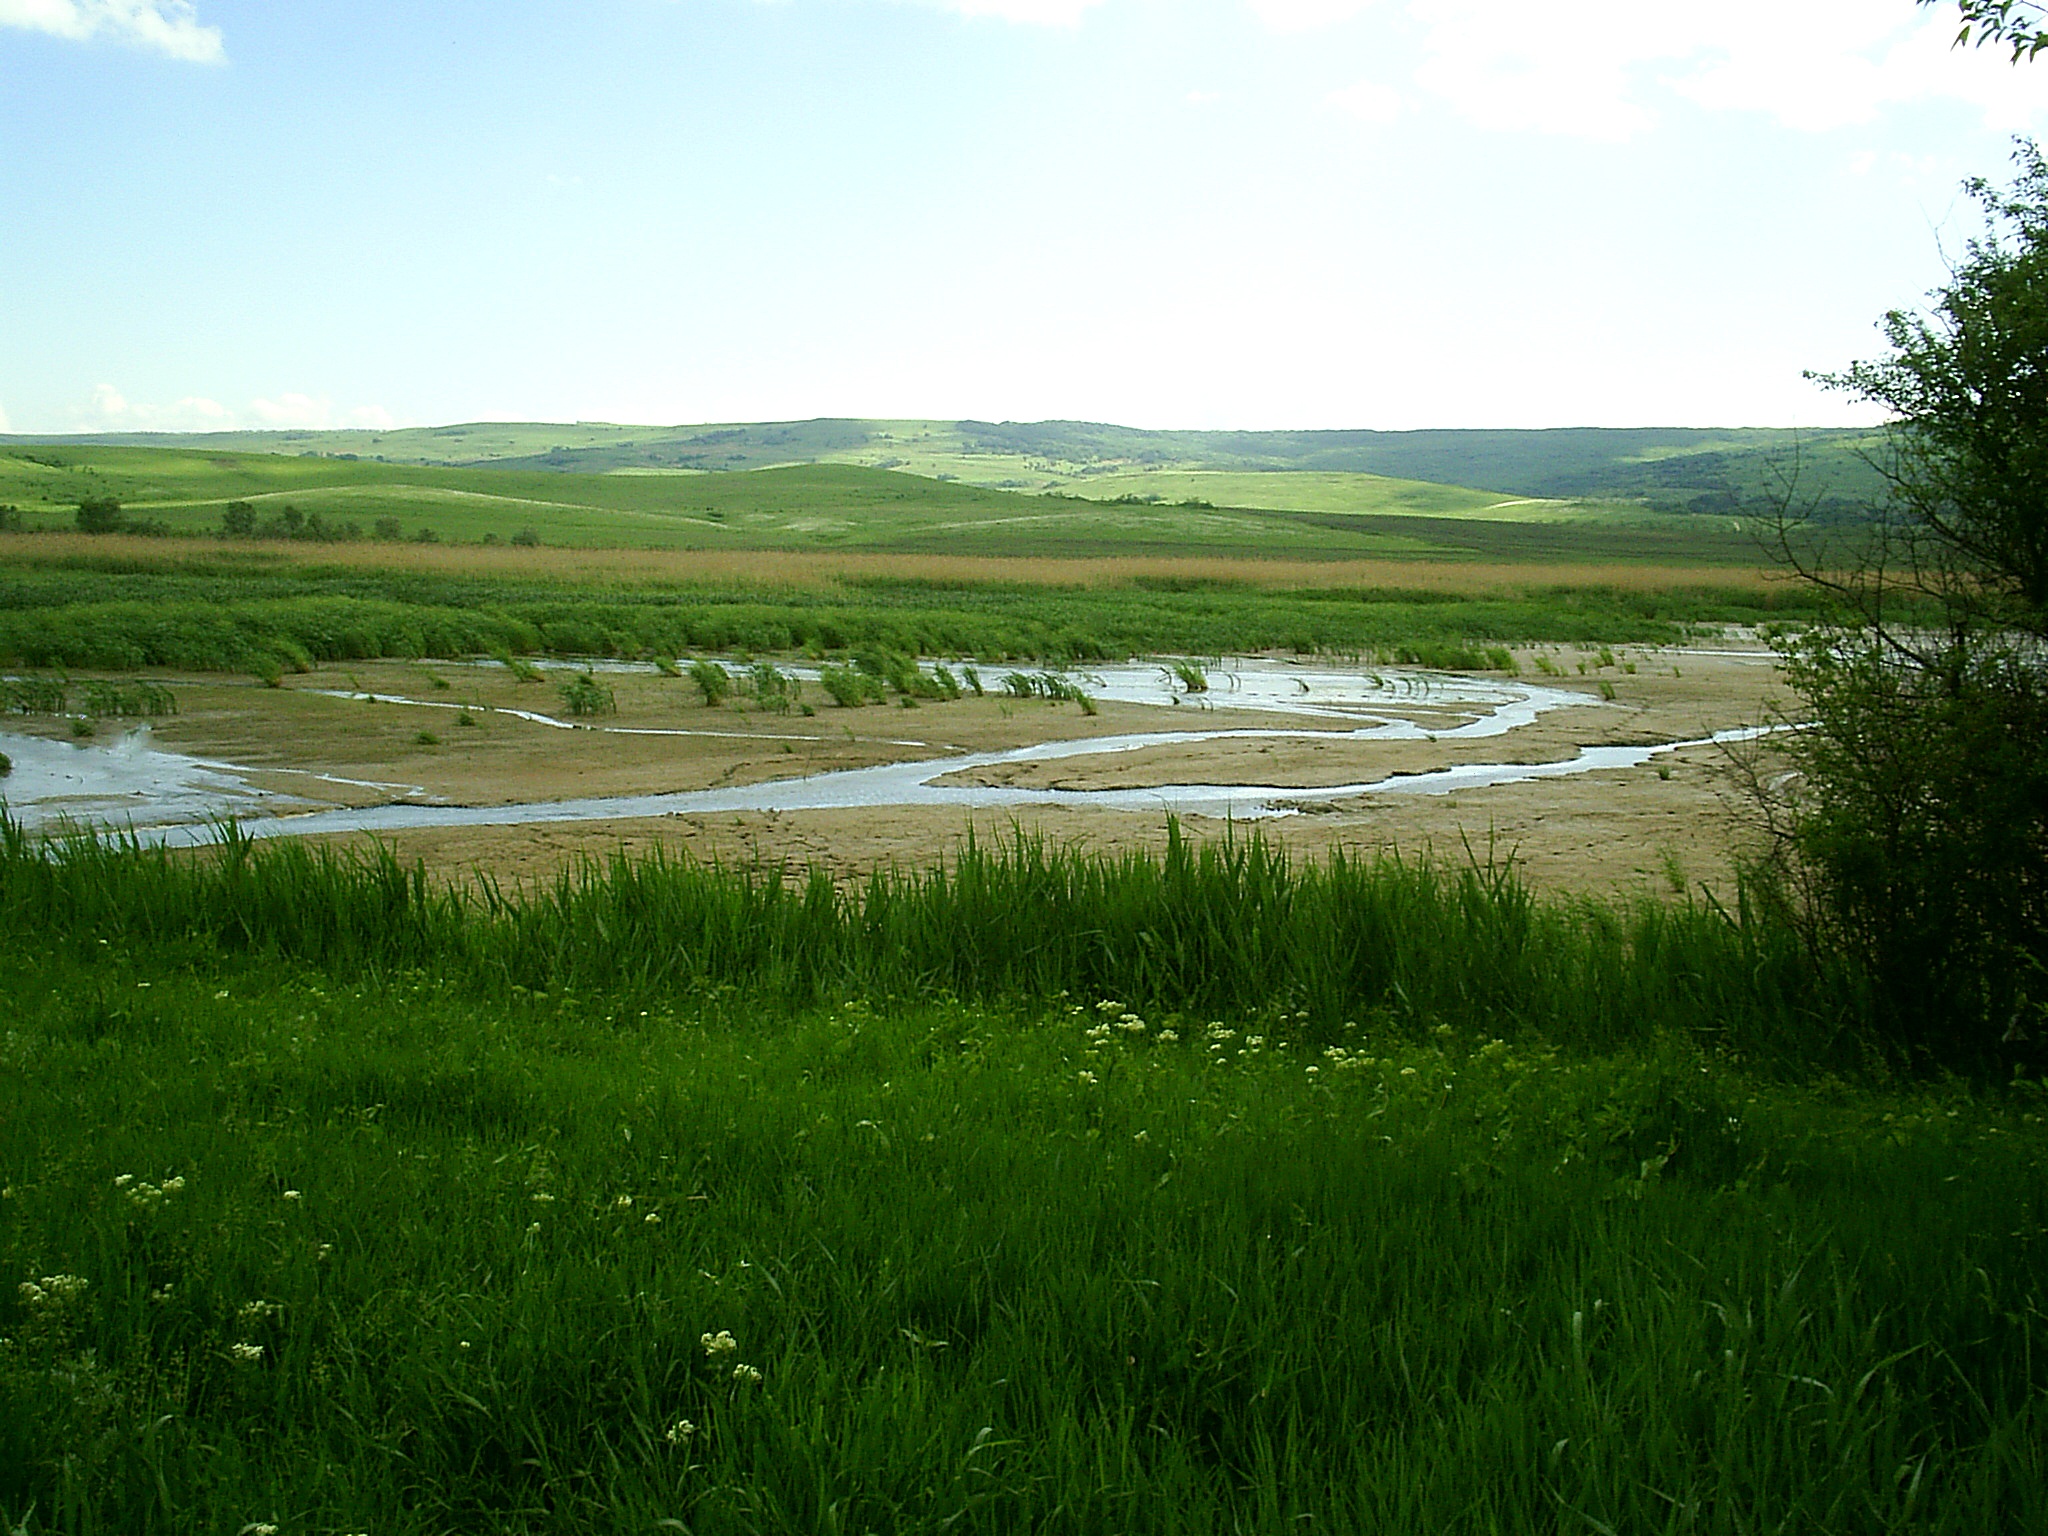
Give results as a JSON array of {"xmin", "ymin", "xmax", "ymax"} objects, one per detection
[{"xmin": 1, "ymin": 1, "xmax": 2042, "ymax": 434}]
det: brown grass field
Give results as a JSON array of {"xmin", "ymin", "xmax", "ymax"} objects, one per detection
[{"xmin": 0, "ymin": 531, "xmax": 1801, "ymax": 598}]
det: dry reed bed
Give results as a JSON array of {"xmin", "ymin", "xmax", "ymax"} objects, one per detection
[{"xmin": 0, "ymin": 532, "xmax": 1796, "ymax": 597}]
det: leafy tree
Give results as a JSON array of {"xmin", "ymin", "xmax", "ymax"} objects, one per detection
[
  {"xmin": 1922, "ymin": 0, "xmax": 2048, "ymax": 60},
  {"xmin": 220, "ymin": 501, "xmax": 255, "ymax": 537},
  {"xmin": 74, "ymin": 495, "xmax": 122, "ymax": 534},
  {"xmin": 1767, "ymin": 143, "xmax": 2048, "ymax": 1067}
]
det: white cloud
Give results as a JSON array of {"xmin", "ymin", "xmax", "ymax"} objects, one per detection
[
  {"xmin": 82, "ymin": 383, "xmax": 235, "ymax": 431},
  {"xmin": 1249, "ymin": 0, "xmax": 1378, "ymax": 31},
  {"xmin": 914, "ymin": 0, "xmax": 1108, "ymax": 24},
  {"xmin": 68, "ymin": 386, "xmax": 392, "ymax": 433},
  {"xmin": 250, "ymin": 394, "xmax": 397, "ymax": 431},
  {"xmin": 1325, "ymin": 77, "xmax": 1402, "ymax": 123},
  {"xmin": 1671, "ymin": 6, "xmax": 2048, "ymax": 134},
  {"xmin": 0, "ymin": 0, "xmax": 224, "ymax": 63},
  {"xmin": 90, "ymin": 382, "xmax": 132, "ymax": 420},
  {"xmin": 250, "ymin": 393, "xmax": 332, "ymax": 428},
  {"xmin": 1403, "ymin": 0, "xmax": 2047, "ymax": 141}
]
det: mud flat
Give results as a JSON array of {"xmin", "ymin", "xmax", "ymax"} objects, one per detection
[{"xmin": 0, "ymin": 643, "xmax": 1791, "ymax": 898}]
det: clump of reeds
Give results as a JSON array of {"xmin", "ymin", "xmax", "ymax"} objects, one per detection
[
  {"xmin": 688, "ymin": 659, "xmax": 731, "ymax": 706},
  {"xmin": 558, "ymin": 671, "xmax": 616, "ymax": 716}
]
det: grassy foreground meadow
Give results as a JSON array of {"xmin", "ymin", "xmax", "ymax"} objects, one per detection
[{"xmin": 3, "ymin": 827, "xmax": 2045, "ymax": 1533}]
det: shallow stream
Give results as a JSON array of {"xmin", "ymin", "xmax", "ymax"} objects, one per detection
[{"xmin": 0, "ymin": 658, "xmax": 1768, "ymax": 847}]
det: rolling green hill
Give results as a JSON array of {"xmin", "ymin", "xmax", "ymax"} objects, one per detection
[
  {"xmin": 0, "ymin": 444, "xmax": 1775, "ymax": 563},
  {"xmin": 5, "ymin": 417, "xmax": 1887, "ymax": 520}
]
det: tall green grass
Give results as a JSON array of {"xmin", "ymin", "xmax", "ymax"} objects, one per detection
[
  {"xmin": 0, "ymin": 819, "xmax": 1848, "ymax": 1067},
  {"xmin": 0, "ymin": 912, "xmax": 2040, "ymax": 1532}
]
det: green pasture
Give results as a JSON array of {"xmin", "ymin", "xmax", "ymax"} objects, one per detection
[
  {"xmin": 1041, "ymin": 469, "xmax": 1590, "ymax": 520},
  {"xmin": 0, "ymin": 445, "xmax": 1774, "ymax": 562},
  {"xmin": 0, "ymin": 828, "xmax": 2042, "ymax": 1533},
  {"xmin": 5, "ymin": 416, "xmax": 1887, "ymax": 520}
]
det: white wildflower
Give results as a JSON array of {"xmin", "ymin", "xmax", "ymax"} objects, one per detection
[
  {"xmin": 701, "ymin": 1329, "xmax": 738, "ymax": 1357},
  {"xmin": 230, "ymin": 1342, "xmax": 264, "ymax": 1363},
  {"xmin": 732, "ymin": 1363, "xmax": 763, "ymax": 1384},
  {"xmin": 665, "ymin": 1418, "xmax": 697, "ymax": 1445}
]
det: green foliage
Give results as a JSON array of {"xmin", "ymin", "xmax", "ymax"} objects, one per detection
[
  {"xmin": 748, "ymin": 661, "xmax": 796, "ymax": 713},
  {"xmin": 1002, "ymin": 671, "xmax": 1094, "ymax": 711},
  {"xmin": 1, "ymin": 676, "xmax": 69, "ymax": 715},
  {"xmin": 73, "ymin": 494, "xmax": 122, "ymax": 534},
  {"xmin": 817, "ymin": 663, "xmax": 882, "ymax": 707},
  {"xmin": 1923, "ymin": 0, "xmax": 2048, "ymax": 60},
  {"xmin": 0, "ymin": 676, "xmax": 174, "ymax": 722},
  {"xmin": 78, "ymin": 679, "xmax": 176, "ymax": 718},
  {"xmin": 689, "ymin": 659, "xmax": 732, "ymax": 706},
  {"xmin": 219, "ymin": 500, "xmax": 255, "ymax": 537},
  {"xmin": 1777, "ymin": 144, "xmax": 2048, "ymax": 1070},
  {"xmin": 558, "ymin": 671, "xmax": 616, "ymax": 716}
]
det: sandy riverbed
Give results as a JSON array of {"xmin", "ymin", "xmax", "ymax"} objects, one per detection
[{"xmin": 0, "ymin": 643, "xmax": 1793, "ymax": 899}]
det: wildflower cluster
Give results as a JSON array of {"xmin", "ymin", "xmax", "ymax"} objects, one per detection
[
  {"xmin": 1319, "ymin": 1045, "xmax": 1380, "ymax": 1073},
  {"xmin": 113, "ymin": 1172, "xmax": 186, "ymax": 1210},
  {"xmin": 18, "ymin": 1273, "xmax": 87, "ymax": 1310},
  {"xmin": 702, "ymin": 1327, "xmax": 763, "ymax": 1386},
  {"xmin": 1074, "ymin": 999, "xmax": 1178, "ymax": 1060}
]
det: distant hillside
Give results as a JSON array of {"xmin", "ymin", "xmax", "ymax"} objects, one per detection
[
  {"xmin": 2, "ymin": 417, "xmax": 1886, "ymax": 518},
  {"xmin": 0, "ymin": 444, "xmax": 1774, "ymax": 565}
]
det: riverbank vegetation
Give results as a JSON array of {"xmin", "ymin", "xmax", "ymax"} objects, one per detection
[
  {"xmin": 0, "ymin": 534, "xmax": 1827, "ymax": 678},
  {"xmin": 1, "ymin": 824, "xmax": 2044, "ymax": 1533}
]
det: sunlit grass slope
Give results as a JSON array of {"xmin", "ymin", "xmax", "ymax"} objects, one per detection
[
  {"xmin": 0, "ymin": 446, "xmax": 1771, "ymax": 562},
  {"xmin": 5, "ymin": 417, "xmax": 1886, "ymax": 518},
  {"xmin": 1053, "ymin": 469, "xmax": 1604, "ymax": 521}
]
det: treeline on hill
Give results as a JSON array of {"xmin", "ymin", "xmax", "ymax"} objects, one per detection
[{"xmin": 47, "ymin": 493, "xmax": 545, "ymax": 550}]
